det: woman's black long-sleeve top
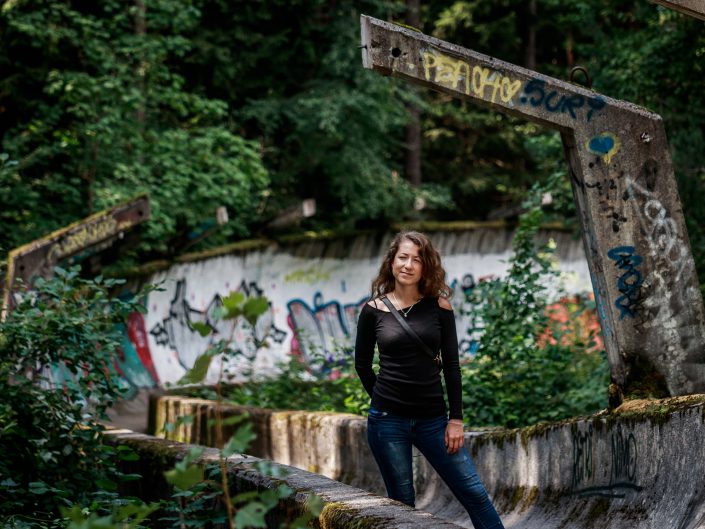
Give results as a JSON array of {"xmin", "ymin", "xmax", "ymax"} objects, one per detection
[{"xmin": 354, "ymin": 296, "xmax": 463, "ymax": 420}]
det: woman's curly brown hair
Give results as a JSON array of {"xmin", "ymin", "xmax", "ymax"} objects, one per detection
[{"xmin": 371, "ymin": 231, "xmax": 452, "ymax": 299}]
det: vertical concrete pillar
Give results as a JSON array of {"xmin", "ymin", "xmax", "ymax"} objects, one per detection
[{"xmin": 360, "ymin": 15, "xmax": 705, "ymax": 401}]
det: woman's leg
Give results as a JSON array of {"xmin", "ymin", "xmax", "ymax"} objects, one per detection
[
  {"xmin": 366, "ymin": 408, "xmax": 415, "ymax": 507},
  {"xmin": 413, "ymin": 416, "xmax": 504, "ymax": 529}
]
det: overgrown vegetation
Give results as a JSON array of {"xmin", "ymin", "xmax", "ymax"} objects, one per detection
[
  {"xmin": 0, "ymin": 267, "xmax": 154, "ymax": 526},
  {"xmin": 191, "ymin": 351, "xmax": 372, "ymax": 417},
  {"xmin": 461, "ymin": 175, "xmax": 609, "ymax": 428},
  {"xmin": 160, "ymin": 290, "xmax": 323, "ymax": 529},
  {"xmin": 0, "ymin": 271, "xmax": 321, "ymax": 528}
]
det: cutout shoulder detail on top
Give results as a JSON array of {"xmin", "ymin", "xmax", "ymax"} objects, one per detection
[
  {"xmin": 367, "ymin": 298, "xmax": 390, "ymax": 312},
  {"xmin": 438, "ymin": 297, "xmax": 453, "ymax": 311}
]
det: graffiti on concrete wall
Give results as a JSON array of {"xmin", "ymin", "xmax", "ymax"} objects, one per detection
[
  {"xmin": 450, "ymin": 273, "xmax": 481, "ymax": 355},
  {"xmin": 611, "ymin": 424, "xmax": 638, "ymax": 485},
  {"xmin": 572, "ymin": 423, "xmax": 643, "ymax": 498},
  {"xmin": 109, "ymin": 229, "xmax": 592, "ymax": 387},
  {"xmin": 572, "ymin": 424, "xmax": 594, "ymax": 491},
  {"xmin": 149, "ymin": 279, "xmax": 287, "ymax": 371},
  {"xmin": 287, "ymin": 293, "xmax": 367, "ymax": 364}
]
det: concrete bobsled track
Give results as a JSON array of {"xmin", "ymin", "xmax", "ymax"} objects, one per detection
[{"xmin": 148, "ymin": 393, "xmax": 705, "ymax": 528}]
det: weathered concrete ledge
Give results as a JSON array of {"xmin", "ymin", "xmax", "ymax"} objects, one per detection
[
  {"xmin": 150, "ymin": 393, "xmax": 705, "ymax": 528},
  {"xmin": 105, "ymin": 428, "xmax": 466, "ymax": 528}
]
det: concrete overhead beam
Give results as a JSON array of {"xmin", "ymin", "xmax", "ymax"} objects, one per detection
[
  {"xmin": 360, "ymin": 15, "xmax": 705, "ymax": 401},
  {"xmin": 651, "ymin": 0, "xmax": 705, "ymax": 21},
  {"xmin": 2, "ymin": 194, "xmax": 150, "ymax": 314}
]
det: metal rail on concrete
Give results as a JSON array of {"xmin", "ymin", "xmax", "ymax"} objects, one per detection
[{"xmin": 360, "ymin": 15, "xmax": 705, "ymax": 401}]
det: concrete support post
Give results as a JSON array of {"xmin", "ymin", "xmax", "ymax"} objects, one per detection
[
  {"xmin": 651, "ymin": 0, "xmax": 705, "ymax": 21},
  {"xmin": 360, "ymin": 15, "xmax": 705, "ymax": 401},
  {"xmin": 2, "ymin": 195, "xmax": 150, "ymax": 314}
]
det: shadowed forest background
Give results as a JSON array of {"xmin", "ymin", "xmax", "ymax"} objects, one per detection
[
  {"xmin": 1, "ymin": 0, "xmax": 704, "ymax": 286},
  {"xmin": 2, "ymin": 2, "xmax": 705, "ymax": 527}
]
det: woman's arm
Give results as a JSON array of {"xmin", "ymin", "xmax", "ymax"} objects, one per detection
[
  {"xmin": 438, "ymin": 297, "xmax": 463, "ymax": 421},
  {"xmin": 354, "ymin": 305, "xmax": 378, "ymax": 397}
]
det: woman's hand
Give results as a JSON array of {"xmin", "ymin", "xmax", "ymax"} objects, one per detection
[{"xmin": 445, "ymin": 419, "xmax": 464, "ymax": 454}]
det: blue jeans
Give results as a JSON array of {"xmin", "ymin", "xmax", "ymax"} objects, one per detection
[{"xmin": 367, "ymin": 408, "xmax": 504, "ymax": 529}]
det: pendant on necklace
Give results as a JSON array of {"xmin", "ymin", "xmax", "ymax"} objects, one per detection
[{"xmin": 392, "ymin": 292, "xmax": 418, "ymax": 318}]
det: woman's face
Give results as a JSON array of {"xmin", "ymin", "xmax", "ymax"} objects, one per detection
[{"xmin": 392, "ymin": 239, "xmax": 423, "ymax": 288}]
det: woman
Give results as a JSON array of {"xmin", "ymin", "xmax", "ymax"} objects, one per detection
[{"xmin": 355, "ymin": 231, "xmax": 504, "ymax": 529}]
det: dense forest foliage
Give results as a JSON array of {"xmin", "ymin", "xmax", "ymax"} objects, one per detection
[{"xmin": 1, "ymin": 0, "xmax": 704, "ymax": 276}]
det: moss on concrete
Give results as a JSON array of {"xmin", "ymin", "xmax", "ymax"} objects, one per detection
[
  {"xmin": 520, "ymin": 486, "xmax": 539, "ymax": 513},
  {"xmin": 508, "ymin": 485, "xmax": 527, "ymax": 511},
  {"xmin": 585, "ymin": 498, "xmax": 611, "ymax": 523},
  {"xmin": 608, "ymin": 394, "xmax": 705, "ymax": 427},
  {"xmin": 320, "ymin": 502, "xmax": 390, "ymax": 529}
]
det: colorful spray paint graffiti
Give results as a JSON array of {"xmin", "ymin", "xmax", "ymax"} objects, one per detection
[
  {"xmin": 519, "ymin": 78, "xmax": 606, "ymax": 122},
  {"xmin": 101, "ymin": 228, "xmax": 592, "ymax": 390},
  {"xmin": 149, "ymin": 279, "xmax": 287, "ymax": 371},
  {"xmin": 287, "ymin": 293, "xmax": 367, "ymax": 364}
]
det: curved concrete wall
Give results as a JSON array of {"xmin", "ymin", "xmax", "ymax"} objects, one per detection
[
  {"xmin": 106, "ymin": 428, "xmax": 468, "ymax": 529},
  {"xmin": 151, "ymin": 394, "xmax": 705, "ymax": 529},
  {"xmin": 112, "ymin": 226, "xmax": 591, "ymax": 391}
]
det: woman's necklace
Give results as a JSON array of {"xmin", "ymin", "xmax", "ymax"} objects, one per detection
[{"xmin": 391, "ymin": 291, "xmax": 421, "ymax": 318}]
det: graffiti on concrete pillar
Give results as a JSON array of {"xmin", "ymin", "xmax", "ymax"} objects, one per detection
[
  {"xmin": 586, "ymin": 132, "xmax": 621, "ymax": 164},
  {"xmin": 149, "ymin": 279, "xmax": 287, "ymax": 370},
  {"xmin": 626, "ymin": 174, "xmax": 692, "ymax": 292},
  {"xmin": 607, "ymin": 246, "xmax": 644, "ymax": 320},
  {"xmin": 519, "ymin": 79, "xmax": 606, "ymax": 122},
  {"xmin": 421, "ymin": 49, "xmax": 522, "ymax": 105}
]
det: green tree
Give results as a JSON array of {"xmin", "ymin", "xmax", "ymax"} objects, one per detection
[
  {"xmin": 180, "ymin": 0, "xmax": 453, "ymax": 230},
  {"xmin": 462, "ymin": 175, "xmax": 608, "ymax": 428},
  {"xmin": 0, "ymin": 0, "xmax": 269, "ymax": 257}
]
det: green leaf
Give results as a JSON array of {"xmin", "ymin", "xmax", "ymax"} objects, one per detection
[
  {"xmin": 233, "ymin": 501, "xmax": 267, "ymax": 529},
  {"xmin": 118, "ymin": 450, "xmax": 140, "ymax": 461},
  {"xmin": 222, "ymin": 291, "xmax": 246, "ymax": 319},
  {"xmin": 28, "ymin": 481, "xmax": 49, "ymax": 494},
  {"xmin": 178, "ymin": 353, "xmax": 215, "ymax": 385},
  {"xmin": 220, "ymin": 413, "xmax": 249, "ymax": 427},
  {"xmin": 95, "ymin": 478, "xmax": 117, "ymax": 491},
  {"xmin": 243, "ymin": 296, "xmax": 269, "ymax": 325},
  {"xmin": 191, "ymin": 321, "xmax": 212, "ymax": 337},
  {"xmin": 164, "ymin": 462, "xmax": 204, "ymax": 491},
  {"xmin": 222, "ymin": 422, "xmax": 255, "ymax": 457}
]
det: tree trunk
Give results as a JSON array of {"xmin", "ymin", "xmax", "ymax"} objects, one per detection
[
  {"xmin": 405, "ymin": 0, "xmax": 422, "ymax": 187},
  {"xmin": 523, "ymin": 0, "xmax": 537, "ymax": 71}
]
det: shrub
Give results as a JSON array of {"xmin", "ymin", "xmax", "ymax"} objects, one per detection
[{"xmin": 0, "ymin": 267, "xmax": 149, "ymax": 523}]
